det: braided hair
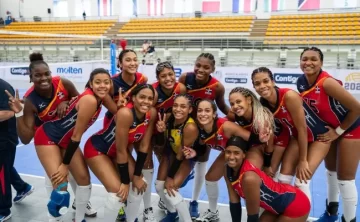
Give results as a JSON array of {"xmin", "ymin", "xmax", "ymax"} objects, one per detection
[
  {"xmin": 197, "ymin": 53, "xmax": 216, "ymax": 67},
  {"xmin": 229, "ymin": 87, "xmax": 274, "ymax": 133},
  {"xmin": 300, "ymin": 47, "xmax": 324, "ymax": 62}
]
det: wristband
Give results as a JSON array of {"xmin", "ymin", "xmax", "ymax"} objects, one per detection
[
  {"xmin": 335, "ymin": 126, "xmax": 345, "ymax": 136},
  {"xmin": 15, "ymin": 104, "xmax": 25, "ymax": 118},
  {"xmin": 134, "ymin": 151, "xmax": 148, "ymax": 176},
  {"xmin": 263, "ymin": 151, "xmax": 273, "ymax": 168},
  {"xmin": 62, "ymin": 140, "xmax": 80, "ymax": 165},
  {"xmin": 117, "ymin": 163, "xmax": 130, "ymax": 184},
  {"xmin": 167, "ymin": 158, "xmax": 182, "ymax": 178}
]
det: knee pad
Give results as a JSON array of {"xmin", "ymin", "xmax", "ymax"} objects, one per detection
[
  {"xmin": 105, "ymin": 193, "xmax": 124, "ymax": 211},
  {"xmin": 278, "ymin": 174, "xmax": 294, "ymax": 185},
  {"xmin": 47, "ymin": 189, "xmax": 70, "ymax": 218},
  {"xmin": 164, "ymin": 190, "xmax": 183, "ymax": 206}
]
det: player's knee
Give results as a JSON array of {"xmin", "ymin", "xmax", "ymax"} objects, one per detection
[
  {"xmin": 155, "ymin": 180, "xmax": 165, "ymax": 193},
  {"xmin": 277, "ymin": 173, "xmax": 293, "ymax": 184},
  {"xmin": 164, "ymin": 190, "xmax": 183, "ymax": 206}
]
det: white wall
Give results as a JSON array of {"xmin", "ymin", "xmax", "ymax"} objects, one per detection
[{"xmin": 0, "ymin": 0, "xmax": 53, "ymax": 19}]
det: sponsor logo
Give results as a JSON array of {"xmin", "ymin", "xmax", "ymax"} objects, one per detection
[
  {"xmin": 57, "ymin": 67, "xmax": 83, "ymax": 74},
  {"xmin": 174, "ymin": 68, "xmax": 182, "ymax": 78},
  {"xmin": 274, "ymin": 73, "xmax": 301, "ymax": 84},
  {"xmin": 10, "ymin": 67, "xmax": 29, "ymax": 75},
  {"xmin": 344, "ymin": 72, "xmax": 360, "ymax": 90},
  {"xmin": 225, "ymin": 78, "xmax": 247, "ymax": 84}
]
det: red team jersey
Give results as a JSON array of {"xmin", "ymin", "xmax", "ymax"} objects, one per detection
[
  {"xmin": 84, "ymin": 102, "xmax": 151, "ymax": 159},
  {"xmin": 297, "ymin": 71, "xmax": 360, "ymax": 138},
  {"xmin": 34, "ymin": 88, "xmax": 102, "ymax": 149},
  {"xmin": 184, "ymin": 73, "xmax": 219, "ymax": 107},
  {"xmin": 25, "ymin": 76, "xmax": 69, "ymax": 130},
  {"xmin": 152, "ymin": 82, "xmax": 181, "ymax": 114},
  {"xmin": 261, "ymin": 87, "xmax": 328, "ymax": 143},
  {"xmin": 233, "ymin": 114, "xmax": 263, "ymax": 147},
  {"xmin": 199, "ymin": 118, "xmax": 228, "ymax": 151}
]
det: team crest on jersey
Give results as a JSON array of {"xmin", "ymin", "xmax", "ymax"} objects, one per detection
[
  {"xmin": 57, "ymin": 92, "xmax": 65, "ymax": 99},
  {"xmin": 144, "ymin": 118, "xmax": 149, "ymax": 126},
  {"xmin": 281, "ymin": 106, "xmax": 287, "ymax": 113},
  {"xmin": 315, "ymin": 86, "xmax": 321, "ymax": 94},
  {"xmin": 205, "ymin": 88, "xmax": 212, "ymax": 95}
]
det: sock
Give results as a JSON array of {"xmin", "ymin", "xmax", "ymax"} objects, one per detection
[
  {"xmin": 164, "ymin": 190, "xmax": 191, "ymax": 221},
  {"xmin": 142, "ymin": 169, "xmax": 154, "ymax": 209},
  {"xmin": 192, "ymin": 161, "xmax": 207, "ymax": 201},
  {"xmin": 247, "ymin": 213, "xmax": 259, "ymax": 222},
  {"xmin": 339, "ymin": 180, "xmax": 357, "ymax": 222},
  {"xmin": 155, "ymin": 180, "xmax": 176, "ymax": 213},
  {"xmin": 104, "ymin": 193, "xmax": 125, "ymax": 222},
  {"xmin": 126, "ymin": 182, "xmax": 145, "ymax": 221},
  {"xmin": 68, "ymin": 173, "xmax": 77, "ymax": 195},
  {"xmin": 75, "ymin": 185, "xmax": 91, "ymax": 222},
  {"xmin": 45, "ymin": 174, "xmax": 53, "ymax": 197},
  {"xmin": 277, "ymin": 173, "xmax": 293, "ymax": 185},
  {"xmin": 205, "ymin": 180, "xmax": 219, "ymax": 212},
  {"xmin": 327, "ymin": 170, "xmax": 339, "ymax": 203},
  {"xmin": 295, "ymin": 178, "xmax": 311, "ymax": 205}
]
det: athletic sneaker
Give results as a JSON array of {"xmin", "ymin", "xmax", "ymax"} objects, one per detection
[
  {"xmin": 13, "ymin": 184, "xmax": 34, "ymax": 203},
  {"xmin": 341, "ymin": 215, "xmax": 356, "ymax": 222},
  {"xmin": 160, "ymin": 212, "xmax": 179, "ymax": 222},
  {"xmin": 143, "ymin": 207, "xmax": 157, "ymax": 222},
  {"xmin": 196, "ymin": 209, "xmax": 219, "ymax": 222},
  {"xmin": 189, "ymin": 200, "xmax": 200, "ymax": 219},
  {"xmin": 315, "ymin": 212, "xmax": 338, "ymax": 222},
  {"xmin": 180, "ymin": 169, "xmax": 195, "ymax": 188},
  {"xmin": 0, "ymin": 212, "xmax": 11, "ymax": 222},
  {"xmin": 158, "ymin": 199, "xmax": 167, "ymax": 211},
  {"xmin": 116, "ymin": 206, "xmax": 127, "ymax": 222},
  {"xmin": 72, "ymin": 200, "xmax": 97, "ymax": 217}
]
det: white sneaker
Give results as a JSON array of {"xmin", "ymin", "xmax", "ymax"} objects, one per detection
[
  {"xmin": 72, "ymin": 200, "xmax": 97, "ymax": 217},
  {"xmin": 196, "ymin": 209, "xmax": 219, "ymax": 222},
  {"xmin": 143, "ymin": 207, "xmax": 157, "ymax": 222}
]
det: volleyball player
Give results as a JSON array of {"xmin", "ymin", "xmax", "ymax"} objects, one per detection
[
  {"xmin": 12, "ymin": 52, "xmax": 97, "ymax": 218},
  {"xmin": 9, "ymin": 68, "xmax": 111, "ymax": 222},
  {"xmin": 84, "ymin": 84, "xmax": 156, "ymax": 222},
  {"xmin": 297, "ymin": 47, "xmax": 360, "ymax": 222},
  {"xmin": 178, "ymin": 53, "xmax": 230, "ymax": 218},
  {"xmin": 252, "ymin": 67, "xmax": 332, "ymax": 206},
  {"xmin": 154, "ymin": 94, "xmax": 199, "ymax": 222},
  {"xmin": 224, "ymin": 136, "xmax": 310, "ymax": 222},
  {"xmin": 195, "ymin": 99, "xmax": 271, "ymax": 221}
]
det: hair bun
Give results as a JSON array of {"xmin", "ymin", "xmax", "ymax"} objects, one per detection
[
  {"xmin": 120, "ymin": 39, "xmax": 127, "ymax": 50},
  {"xmin": 29, "ymin": 52, "xmax": 44, "ymax": 63}
]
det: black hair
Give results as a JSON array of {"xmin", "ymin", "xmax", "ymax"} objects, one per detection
[
  {"xmin": 251, "ymin": 67, "xmax": 273, "ymax": 83},
  {"xmin": 118, "ymin": 40, "xmax": 137, "ymax": 69},
  {"xmin": 29, "ymin": 52, "xmax": 49, "ymax": 82},
  {"xmin": 197, "ymin": 53, "xmax": 216, "ymax": 68},
  {"xmin": 197, "ymin": 99, "xmax": 219, "ymax": 148},
  {"xmin": 226, "ymin": 136, "xmax": 247, "ymax": 153},
  {"xmin": 85, "ymin": 68, "xmax": 111, "ymax": 88},
  {"xmin": 156, "ymin": 61, "xmax": 174, "ymax": 78},
  {"xmin": 130, "ymin": 83, "xmax": 155, "ymax": 98},
  {"xmin": 300, "ymin": 47, "xmax": 324, "ymax": 62}
]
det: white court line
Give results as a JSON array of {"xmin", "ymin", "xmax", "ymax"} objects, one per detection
[
  {"xmin": 19, "ymin": 173, "xmax": 318, "ymax": 221},
  {"xmin": 15, "ymin": 117, "xmax": 104, "ymax": 148}
]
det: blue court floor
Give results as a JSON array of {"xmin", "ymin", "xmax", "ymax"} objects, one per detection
[{"xmin": 13, "ymin": 89, "xmax": 360, "ymax": 219}]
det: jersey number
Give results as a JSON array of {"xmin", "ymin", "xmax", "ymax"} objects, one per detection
[{"xmin": 303, "ymin": 98, "xmax": 319, "ymax": 114}]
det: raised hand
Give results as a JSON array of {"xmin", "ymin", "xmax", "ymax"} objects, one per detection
[
  {"xmin": 156, "ymin": 112, "xmax": 166, "ymax": 133},
  {"xmin": 5, "ymin": 89, "xmax": 23, "ymax": 113},
  {"xmin": 117, "ymin": 87, "xmax": 129, "ymax": 108}
]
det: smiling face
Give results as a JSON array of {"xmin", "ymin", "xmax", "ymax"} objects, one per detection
[
  {"xmin": 229, "ymin": 92, "xmax": 252, "ymax": 118},
  {"xmin": 89, "ymin": 73, "xmax": 111, "ymax": 99},
  {"xmin": 225, "ymin": 145, "xmax": 245, "ymax": 169},
  {"xmin": 132, "ymin": 88, "xmax": 154, "ymax": 114},
  {"xmin": 120, "ymin": 51, "xmax": 138, "ymax": 75},
  {"xmin": 300, "ymin": 50, "xmax": 323, "ymax": 77},
  {"xmin": 197, "ymin": 100, "xmax": 217, "ymax": 127},
  {"xmin": 252, "ymin": 72, "xmax": 276, "ymax": 100},
  {"xmin": 172, "ymin": 96, "xmax": 192, "ymax": 121},
  {"xmin": 157, "ymin": 67, "xmax": 176, "ymax": 90},
  {"xmin": 31, "ymin": 63, "xmax": 52, "ymax": 91},
  {"xmin": 194, "ymin": 57, "xmax": 214, "ymax": 82}
]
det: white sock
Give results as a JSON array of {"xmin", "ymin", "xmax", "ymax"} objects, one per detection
[
  {"xmin": 339, "ymin": 180, "xmax": 357, "ymax": 222},
  {"xmin": 126, "ymin": 182, "xmax": 145, "ymax": 221},
  {"xmin": 68, "ymin": 173, "xmax": 77, "ymax": 195},
  {"xmin": 205, "ymin": 180, "xmax": 219, "ymax": 212},
  {"xmin": 155, "ymin": 180, "xmax": 176, "ymax": 213},
  {"xmin": 295, "ymin": 178, "xmax": 311, "ymax": 205},
  {"xmin": 192, "ymin": 161, "xmax": 207, "ymax": 201},
  {"xmin": 164, "ymin": 190, "xmax": 191, "ymax": 221},
  {"xmin": 142, "ymin": 169, "xmax": 154, "ymax": 209},
  {"xmin": 104, "ymin": 193, "xmax": 125, "ymax": 222},
  {"xmin": 75, "ymin": 185, "xmax": 91, "ymax": 222},
  {"xmin": 45, "ymin": 174, "xmax": 53, "ymax": 197},
  {"xmin": 278, "ymin": 173, "xmax": 294, "ymax": 185},
  {"xmin": 327, "ymin": 170, "xmax": 339, "ymax": 203}
]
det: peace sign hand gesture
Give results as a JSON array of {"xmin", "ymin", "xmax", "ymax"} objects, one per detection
[
  {"xmin": 5, "ymin": 89, "xmax": 24, "ymax": 114},
  {"xmin": 117, "ymin": 88, "xmax": 129, "ymax": 108},
  {"xmin": 156, "ymin": 112, "xmax": 166, "ymax": 133}
]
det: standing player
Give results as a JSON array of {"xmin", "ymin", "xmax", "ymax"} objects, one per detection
[
  {"xmin": 84, "ymin": 84, "xmax": 157, "ymax": 222},
  {"xmin": 154, "ymin": 94, "xmax": 199, "ymax": 222},
  {"xmin": 297, "ymin": 47, "xmax": 360, "ymax": 222},
  {"xmin": 224, "ymin": 136, "xmax": 310, "ymax": 222},
  {"xmin": 178, "ymin": 53, "xmax": 230, "ymax": 218},
  {"xmin": 195, "ymin": 99, "xmax": 271, "ymax": 222},
  {"xmin": 252, "ymin": 67, "xmax": 331, "ymax": 204},
  {"xmin": 9, "ymin": 68, "xmax": 111, "ymax": 222},
  {"xmin": 14, "ymin": 52, "xmax": 97, "ymax": 218}
]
